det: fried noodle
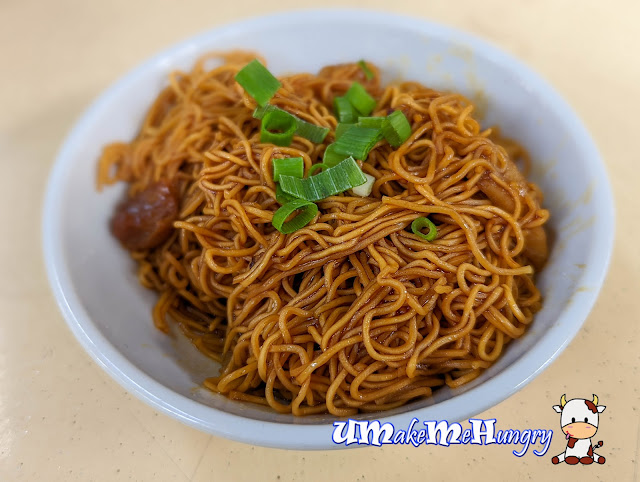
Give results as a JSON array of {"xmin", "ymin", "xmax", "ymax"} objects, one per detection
[{"xmin": 98, "ymin": 51, "xmax": 549, "ymax": 416}]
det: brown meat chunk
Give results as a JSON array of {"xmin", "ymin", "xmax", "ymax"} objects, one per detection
[
  {"xmin": 477, "ymin": 172, "xmax": 517, "ymax": 213},
  {"xmin": 111, "ymin": 181, "xmax": 178, "ymax": 250}
]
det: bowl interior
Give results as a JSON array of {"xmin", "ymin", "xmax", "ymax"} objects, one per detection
[{"xmin": 44, "ymin": 11, "xmax": 613, "ymax": 447}]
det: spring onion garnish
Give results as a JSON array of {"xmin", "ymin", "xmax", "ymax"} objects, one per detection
[
  {"xmin": 333, "ymin": 96, "xmax": 358, "ymax": 123},
  {"xmin": 272, "ymin": 199, "xmax": 318, "ymax": 234},
  {"xmin": 294, "ymin": 119, "xmax": 330, "ymax": 143},
  {"xmin": 275, "ymin": 185, "xmax": 296, "ymax": 205},
  {"xmin": 307, "ymin": 163, "xmax": 328, "ymax": 176},
  {"xmin": 273, "ymin": 157, "xmax": 304, "ymax": 182},
  {"xmin": 235, "ymin": 59, "xmax": 281, "ymax": 107},
  {"xmin": 322, "ymin": 143, "xmax": 348, "ymax": 168},
  {"xmin": 358, "ymin": 60, "xmax": 374, "ymax": 80},
  {"xmin": 335, "ymin": 123, "xmax": 352, "ymax": 140},
  {"xmin": 411, "ymin": 216, "xmax": 438, "ymax": 242},
  {"xmin": 337, "ymin": 118, "xmax": 384, "ymax": 140},
  {"xmin": 329, "ymin": 125, "xmax": 382, "ymax": 163},
  {"xmin": 253, "ymin": 103, "xmax": 277, "ymax": 119},
  {"xmin": 254, "ymin": 105, "xmax": 329, "ymax": 143},
  {"xmin": 345, "ymin": 82, "xmax": 376, "ymax": 116},
  {"xmin": 260, "ymin": 110, "xmax": 297, "ymax": 146},
  {"xmin": 357, "ymin": 116, "xmax": 386, "ymax": 129},
  {"xmin": 382, "ymin": 110, "xmax": 412, "ymax": 147},
  {"xmin": 351, "ymin": 173, "xmax": 376, "ymax": 197},
  {"xmin": 279, "ymin": 157, "xmax": 366, "ymax": 202}
]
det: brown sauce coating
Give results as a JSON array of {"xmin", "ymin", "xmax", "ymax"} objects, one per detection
[{"xmin": 476, "ymin": 161, "xmax": 549, "ymax": 270}]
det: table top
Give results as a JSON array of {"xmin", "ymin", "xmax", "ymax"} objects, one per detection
[{"xmin": 1, "ymin": 0, "xmax": 638, "ymax": 480}]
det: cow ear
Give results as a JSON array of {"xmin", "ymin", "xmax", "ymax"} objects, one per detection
[
  {"xmin": 552, "ymin": 405, "xmax": 562, "ymax": 413},
  {"xmin": 597, "ymin": 405, "xmax": 606, "ymax": 413}
]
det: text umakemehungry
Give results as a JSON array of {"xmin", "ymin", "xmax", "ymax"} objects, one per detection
[{"xmin": 332, "ymin": 418, "xmax": 553, "ymax": 457}]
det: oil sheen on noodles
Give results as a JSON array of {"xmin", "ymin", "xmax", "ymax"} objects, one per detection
[{"xmin": 98, "ymin": 51, "xmax": 549, "ymax": 416}]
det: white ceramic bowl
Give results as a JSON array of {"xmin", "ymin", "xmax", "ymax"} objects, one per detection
[{"xmin": 42, "ymin": 9, "xmax": 614, "ymax": 449}]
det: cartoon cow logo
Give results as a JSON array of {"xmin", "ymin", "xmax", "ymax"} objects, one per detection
[{"xmin": 551, "ymin": 394, "xmax": 606, "ymax": 465}]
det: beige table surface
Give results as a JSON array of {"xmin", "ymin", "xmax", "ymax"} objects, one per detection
[{"xmin": 1, "ymin": 0, "xmax": 639, "ymax": 480}]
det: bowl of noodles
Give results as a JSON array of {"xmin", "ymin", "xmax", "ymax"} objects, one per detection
[{"xmin": 43, "ymin": 10, "xmax": 614, "ymax": 448}]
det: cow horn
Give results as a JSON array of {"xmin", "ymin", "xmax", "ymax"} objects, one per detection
[
  {"xmin": 560, "ymin": 394, "xmax": 567, "ymax": 408},
  {"xmin": 593, "ymin": 394, "xmax": 598, "ymax": 405}
]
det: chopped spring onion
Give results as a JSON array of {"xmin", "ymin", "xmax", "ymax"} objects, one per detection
[
  {"xmin": 336, "ymin": 118, "xmax": 384, "ymax": 140},
  {"xmin": 295, "ymin": 118, "xmax": 330, "ymax": 143},
  {"xmin": 333, "ymin": 96, "xmax": 358, "ymax": 123},
  {"xmin": 358, "ymin": 116, "xmax": 386, "ymax": 129},
  {"xmin": 254, "ymin": 105, "xmax": 329, "ymax": 143},
  {"xmin": 275, "ymin": 185, "xmax": 296, "ymax": 205},
  {"xmin": 260, "ymin": 110, "xmax": 297, "ymax": 146},
  {"xmin": 351, "ymin": 173, "xmax": 376, "ymax": 197},
  {"xmin": 411, "ymin": 216, "xmax": 438, "ymax": 242},
  {"xmin": 253, "ymin": 103, "xmax": 277, "ymax": 119},
  {"xmin": 330, "ymin": 125, "xmax": 382, "ymax": 162},
  {"xmin": 358, "ymin": 60, "xmax": 374, "ymax": 80},
  {"xmin": 336, "ymin": 117, "xmax": 384, "ymax": 142},
  {"xmin": 345, "ymin": 82, "xmax": 376, "ymax": 116},
  {"xmin": 335, "ymin": 123, "xmax": 352, "ymax": 139},
  {"xmin": 307, "ymin": 163, "xmax": 328, "ymax": 176},
  {"xmin": 273, "ymin": 157, "xmax": 303, "ymax": 182},
  {"xmin": 272, "ymin": 199, "xmax": 318, "ymax": 234},
  {"xmin": 322, "ymin": 143, "xmax": 348, "ymax": 168},
  {"xmin": 235, "ymin": 59, "xmax": 281, "ymax": 107},
  {"xmin": 279, "ymin": 157, "xmax": 367, "ymax": 202},
  {"xmin": 382, "ymin": 110, "xmax": 412, "ymax": 147}
]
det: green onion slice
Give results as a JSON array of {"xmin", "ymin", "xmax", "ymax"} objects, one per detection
[
  {"xmin": 345, "ymin": 82, "xmax": 376, "ymax": 116},
  {"xmin": 358, "ymin": 116, "xmax": 386, "ymax": 129},
  {"xmin": 272, "ymin": 199, "xmax": 318, "ymax": 234},
  {"xmin": 382, "ymin": 110, "xmax": 412, "ymax": 147},
  {"xmin": 308, "ymin": 163, "xmax": 328, "ymax": 176},
  {"xmin": 411, "ymin": 216, "xmax": 438, "ymax": 242},
  {"xmin": 335, "ymin": 123, "xmax": 352, "ymax": 140},
  {"xmin": 254, "ymin": 105, "xmax": 329, "ymax": 143},
  {"xmin": 279, "ymin": 157, "xmax": 367, "ymax": 202},
  {"xmin": 323, "ymin": 125, "xmax": 382, "ymax": 167},
  {"xmin": 260, "ymin": 110, "xmax": 297, "ymax": 146},
  {"xmin": 235, "ymin": 59, "xmax": 281, "ymax": 107},
  {"xmin": 273, "ymin": 157, "xmax": 303, "ymax": 181},
  {"xmin": 333, "ymin": 96, "xmax": 358, "ymax": 123},
  {"xmin": 275, "ymin": 185, "xmax": 296, "ymax": 205},
  {"xmin": 253, "ymin": 104, "xmax": 273, "ymax": 119},
  {"xmin": 358, "ymin": 60, "xmax": 374, "ymax": 80},
  {"xmin": 322, "ymin": 143, "xmax": 348, "ymax": 168},
  {"xmin": 331, "ymin": 125, "xmax": 382, "ymax": 162},
  {"xmin": 295, "ymin": 119, "xmax": 330, "ymax": 143}
]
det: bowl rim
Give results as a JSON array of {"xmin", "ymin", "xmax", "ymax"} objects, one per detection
[{"xmin": 42, "ymin": 8, "xmax": 615, "ymax": 450}]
